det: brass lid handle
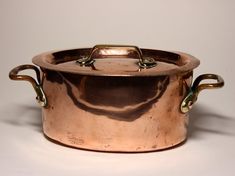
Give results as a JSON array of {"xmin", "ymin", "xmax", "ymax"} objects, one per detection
[{"xmin": 76, "ymin": 44, "xmax": 157, "ymax": 69}]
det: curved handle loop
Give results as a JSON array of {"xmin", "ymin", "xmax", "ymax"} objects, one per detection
[
  {"xmin": 76, "ymin": 44, "xmax": 157, "ymax": 69},
  {"xmin": 181, "ymin": 74, "xmax": 224, "ymax": 113},
  {"xmin": 9, "ymin": 64, "xmax": 47, "ymax": 107}
]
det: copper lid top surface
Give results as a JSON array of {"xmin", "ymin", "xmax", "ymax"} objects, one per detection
[{"xmin": 32, "ymin": 45, "xmax": 200, "ymax": 76}]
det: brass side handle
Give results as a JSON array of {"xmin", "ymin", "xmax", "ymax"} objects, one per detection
[
  {"xmin": 76, "ymin": 44, "xmax": 157, "ymax": 69},
  {"xmin": 9, "ymin": 64, "xmax": 47, "ymax": 107},
  {"xmin": 181, "ymin": 74, "xmax": 224, "ymax": 113}
]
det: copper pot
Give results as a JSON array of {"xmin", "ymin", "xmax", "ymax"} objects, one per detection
[{"xmin": 9, "ymin": 45, "xmax": 224, "ymax": 152}]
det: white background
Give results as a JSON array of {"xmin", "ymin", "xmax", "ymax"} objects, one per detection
[{"xmin": 0, "ymin": 0, "xmax": 235, "ymax": 175}]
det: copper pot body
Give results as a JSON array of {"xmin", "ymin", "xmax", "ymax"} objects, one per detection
[
  {"xmin": 9, "ymin": 45, "xmax": 224, "ymax": 152},
  {"xmin": 41, "ymin": 70, "xmax": 192, "ymax": 152}
]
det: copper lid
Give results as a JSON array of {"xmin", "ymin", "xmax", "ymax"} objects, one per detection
[{"xmin": 32, "ymin": 45, "xmax": 200, "ymax": 76}]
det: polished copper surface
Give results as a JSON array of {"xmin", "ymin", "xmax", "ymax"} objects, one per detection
[{"xmin": 41, "ymin": 70, "xmax": 192, "ymax": 152}]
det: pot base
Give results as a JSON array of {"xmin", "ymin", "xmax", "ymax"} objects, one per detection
[{"xmin": 43, "ymin": 132, "xmax": 187, "ymax": 153}]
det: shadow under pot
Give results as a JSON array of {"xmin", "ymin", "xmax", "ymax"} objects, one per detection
[{"xmin": 9, "ymin": 45, "xmax": 224, "ymax": 152}]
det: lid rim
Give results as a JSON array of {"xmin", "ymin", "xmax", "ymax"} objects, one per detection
[{"xmin": 32, "ymin": 48, "xmax": 200, "ymax": 76}]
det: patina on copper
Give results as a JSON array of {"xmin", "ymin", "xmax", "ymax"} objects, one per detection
[{"xmin": 9, "ymin": 45, "xmax": 224, "ymax": 152}]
